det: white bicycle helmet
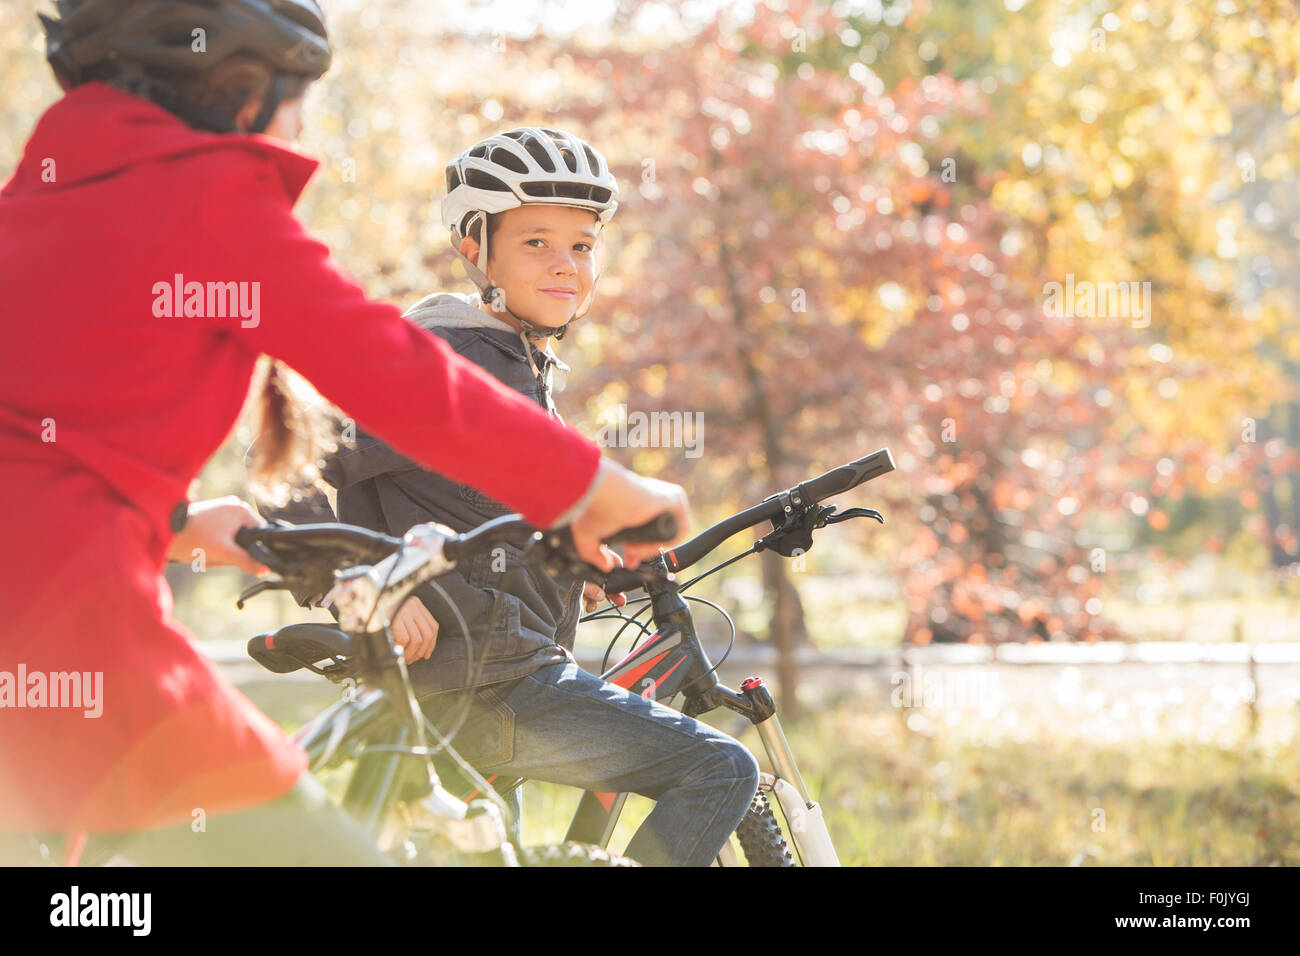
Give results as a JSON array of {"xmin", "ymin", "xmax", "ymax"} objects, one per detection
[{"xmin": 441, "ymin": 128, "xmax": 619, "ymax": 340}]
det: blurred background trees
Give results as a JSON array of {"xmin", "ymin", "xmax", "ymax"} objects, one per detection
[{"xmin": 3, "ymin": 0, "xmax": 1298, "ymax": 713}]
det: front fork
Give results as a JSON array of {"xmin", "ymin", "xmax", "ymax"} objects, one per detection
[
  {"xmin": 687, "ymin": 679, "xmax": 841, "ymax": 867},
  {"xmin": 569, "ymin": 578, "xmax": 839, "ymax": 863},
  {"xmin": 340, "ymin": 631, "xmax": 437, "ymax": 833}
]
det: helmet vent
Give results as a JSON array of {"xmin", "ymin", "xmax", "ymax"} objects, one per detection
[
  {"xmin": 554, "ymin": 181, "xmax": 592, "ymax": 201},
  {"xmin": 490, "ymin": 147, "xmax": 528, "ymax": 174},
  {"xmin": 465, "ymin": 168, "xmax": 510, "ymax": 191},
  {"xmin": 522, "ymin": 136, "xmax": 556, "ymax": 172}
]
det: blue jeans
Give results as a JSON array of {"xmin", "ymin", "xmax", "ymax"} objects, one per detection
[{"xmin": 419, "ymin": 660, "xmax": 760, "ymax": 866}]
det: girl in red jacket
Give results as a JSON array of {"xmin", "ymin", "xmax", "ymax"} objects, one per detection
[{"xmin": 0, "ymin": 0, "xmax": 686, "ymax": 864}]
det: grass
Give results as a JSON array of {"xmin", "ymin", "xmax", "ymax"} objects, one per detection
[
  {"xmin": 222, "ymin": 581, "xmax": 1300, "ymax": 866},
  {"xmin": 246, "ymin": 662, "xmax": 1300, "ymax": 866},
  {"xmin": 512, "ymin": 695, "xmax": 1300, "ymax": 865}
]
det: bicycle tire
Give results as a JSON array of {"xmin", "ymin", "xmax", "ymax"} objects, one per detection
[
  {"xmin": 734, "ymin": 791, "xmax": 796, "ymax": 866},
  {"xmin": 517, "ymin": 842, "xmax": 640, "ymax": 867}
]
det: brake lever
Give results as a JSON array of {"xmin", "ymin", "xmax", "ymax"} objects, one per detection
[
  {"xmin": 755, "ymin": 503, "xmax": 885, "ymax": 558},
  {"xmin": 823, "ymin": 507, "xmax": 884, "ymax": 525},
  {"xmin": 236, "ymin": 579, "xmax": 295, "ymax": 609}
]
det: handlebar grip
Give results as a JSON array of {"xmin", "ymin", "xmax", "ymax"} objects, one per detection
[
  {"xmin": 234, "ymin": 526, "xmax": 282, "ymax": 571},
  {"xmin": 799, "ymin": 449, "xmax": 896, "ymax": 505},
  {"xmin": 603, "ymin": 511, "xmax": 678, "ymax": 546}
]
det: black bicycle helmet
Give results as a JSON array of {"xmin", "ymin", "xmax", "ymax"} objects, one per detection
[{"xmin": 40, "ymin": 0, "xmax": 332, "ymax": 132}]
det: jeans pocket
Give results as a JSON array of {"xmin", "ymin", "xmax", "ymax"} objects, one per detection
[{"xmin": 422, "ymin": 686, "xmax": 516, "ymax": 769}]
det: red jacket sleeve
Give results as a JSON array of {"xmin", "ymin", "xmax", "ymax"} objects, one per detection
[{"xmin": 199, "ymin": 153, "xmax": 600, "ymax": 529}]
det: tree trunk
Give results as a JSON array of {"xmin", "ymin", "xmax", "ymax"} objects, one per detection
[
  {"xmin": 710, "ymin": 161, "xmax": 810, "ymax": 718},
  {"xmin": 759, "ymin": 547, "xmax": 809, "ymax": 717},
  {"xmin": 1259, "ymin": 411, "xmax": 1290, "ymax": 567},
  {"xmin": 1287, "ymin": 400, "xmax": 1300, "ymax": 563}
]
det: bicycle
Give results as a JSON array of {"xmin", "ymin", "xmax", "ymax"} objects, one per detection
[
  {"xmin": 238, "ymin": 447, "xmax": 895, "ymax": 866},
  {"xmin": 441, "ymin": 448, "xmax": 897, "ymax": 866}
]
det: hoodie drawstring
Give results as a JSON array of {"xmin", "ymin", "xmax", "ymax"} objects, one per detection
[{"xmin": 519, "ymin": 327, "xmax": 544, "ymax": 382}]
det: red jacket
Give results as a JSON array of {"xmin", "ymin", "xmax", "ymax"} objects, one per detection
[{"xmin": 0, "ymin": 83, "xmax": 600, "ymax": 833}]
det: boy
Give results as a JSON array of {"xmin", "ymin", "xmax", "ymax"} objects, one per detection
[{"xmin": 299, "ymin": 129, "xmax": 757, "ymax": 866}]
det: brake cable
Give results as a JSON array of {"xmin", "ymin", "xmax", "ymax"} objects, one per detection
[
  {"xmin": 421, "ymin": 715, "xmax": 514, "ymax": 835},
  {"xmin": 591, "ymin": 598, "xmax": 655, "ymax": 672},
  {"xmin": 417, "ymin": 577, "xmax": 476, "ymax": 757},
  {"xmin": 420, "ymin": 559, "xmax": 532, "ymax": 757},
  {"xmin": 673, "ymin": 594, "xmax": 738, "ymax": 699},
  {"xmin": 585, "ymin": 544, "xmax": 757, "ymax": 675},
  {"xmin": 361, "ymin": 539, "xmax": 406, "ymax": 635}
]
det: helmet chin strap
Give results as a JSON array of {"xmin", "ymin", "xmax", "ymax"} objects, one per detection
[{"xmin": 248, "ymin": 74, "xmax": 288, "ymax": 135}]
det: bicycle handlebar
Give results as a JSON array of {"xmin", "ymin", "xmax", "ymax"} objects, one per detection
[
  {"xmin": 234, "ymin": 523, "xmax": 402, "ymax": 572},
  {"xmin": 234, "ymin": 511, "xmax": 678, "ymax": 624},
  {"xmin": 238, "ymin": 512, "xmax": 679, "ymax": 570},
  {"xmin": 602, "ymin": 448, "xmax": 895, "ymax": 593},
  {"xmin": 235, "ymin": 447, "xmax": 892, "ymax": 618}
]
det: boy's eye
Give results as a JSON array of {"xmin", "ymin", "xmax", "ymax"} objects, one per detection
[
  {"xmin": 525, "ymin": 238, "xmax": 546, "ymax": 248},
  {"xmin": 574, "ymin": 243, "xmax": 593, "ymax": 253}
]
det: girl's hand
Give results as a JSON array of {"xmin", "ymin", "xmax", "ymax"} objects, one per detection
[
  {"xmin": 569, "ymin": 459, "xmax": 690, "ymax": 571},
  {"xmin": 167, "ymin": 496, "xmax": 269, "ymax": 576},
  {"xmin": 391, "ymin": 596, "xmax": 439, "ymax": 664}
]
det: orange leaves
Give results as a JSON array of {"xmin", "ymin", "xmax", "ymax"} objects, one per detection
[
  {"xmin": 951, "ymin": 586, "xmax": 984, "ymax": 622},
  {"xmin": 1017, "ymin": 598, "xmax": 1046, "ymax": 626},
  {"xmin": 903, "ymin": 180, "xmax": 934, "ymax": 206},
  {"xmin": 907, "ymin": 526, "xmax": 942, "ymax": 560}
]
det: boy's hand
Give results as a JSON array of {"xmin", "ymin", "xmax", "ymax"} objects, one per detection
[
  {"xmin": 570, "ymin": 459, "xmax": 690, "ymax": 571},
  {"xmin": 583, "ymin": 581, "xmax": 626, "ymax": 613},
  {"xmin": 391, "ymin": 595, "xmax": 438, "ymax": 664},
  {"xmin": 583, "ymin": 548, "xmax": 627, "ymax": 612},
  {"xmin": 167, "ymin": 496, "xmax": 269, "ymax": 576}
]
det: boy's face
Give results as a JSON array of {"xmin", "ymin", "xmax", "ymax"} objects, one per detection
[{"xmin": 478, "ymin": 204, "xmax": 600, "ymax": 329}]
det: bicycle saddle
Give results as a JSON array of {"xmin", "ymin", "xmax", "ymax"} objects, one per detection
[{"xmin": 247, "ymin": 622, "xmax": 357, "ymax": 674}]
